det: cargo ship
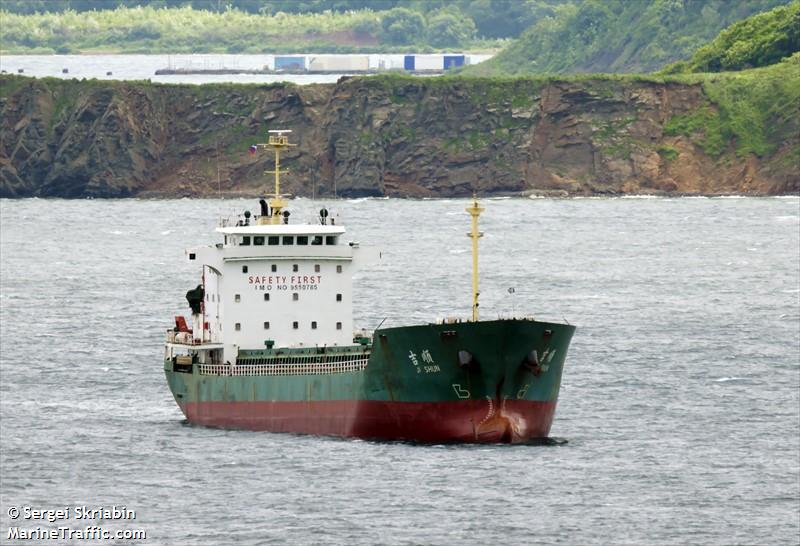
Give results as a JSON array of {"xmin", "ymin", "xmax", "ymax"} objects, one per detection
[{"xmin": 163, "ymin": 130, "xmax": 575, "ymax": 443}]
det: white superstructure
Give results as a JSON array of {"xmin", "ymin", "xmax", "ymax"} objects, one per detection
[{"xmin": 166, "ymin": 130, "xmax": 377, "ymax": 364}]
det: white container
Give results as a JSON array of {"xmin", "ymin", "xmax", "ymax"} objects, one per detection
[
  {"xmin": 412, "ymin": 55, "xmax": 443, "ymax": 71},
  {"xmin": 308, "ymin": 55, "xmax": 370, "ymax": 72}
]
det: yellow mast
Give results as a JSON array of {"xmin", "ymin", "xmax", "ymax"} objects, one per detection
[
  {"xmin": 465, "ymin": 194, "xmax": 484, "ymax": 322},
  {"xmin": 255, "ymin": 130, "xmax": 295, "ymax": 225}
]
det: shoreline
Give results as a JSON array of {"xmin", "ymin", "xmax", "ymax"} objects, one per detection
[{"xmin": 2, "ymin": 191, "xmax": 797, "ymax": 201}]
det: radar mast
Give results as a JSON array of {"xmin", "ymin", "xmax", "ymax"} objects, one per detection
[{"xmin": 254, "ymin": 129, "xmax": 295, "ymax": 225}]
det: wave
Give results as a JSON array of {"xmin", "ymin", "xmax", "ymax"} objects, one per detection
[{"xmin": 620, "ymin": 195, "xmax": 662, "ymax": 199}]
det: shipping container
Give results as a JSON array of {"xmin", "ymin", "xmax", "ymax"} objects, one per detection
[
  {"xmin": 443, "ymin": 55, "xmax": 465, "ymax": 70},
  {"xmin": 383, "ymin": 56, "xmax": 407, "ymax": 70},
  {"xmin": 411, "ymin": 55, "xmax": 443, "ymax": 71},
  {"xmin": 308, "ymin": 55, "xmax": 370, "ymax": 72},
  {"xmin": 404, "ymin": 55, "xmax": 415, "ymax": 70},
  {"xmin": 274, "ymin": 56, "xmax": 306, "ymax": 71}
]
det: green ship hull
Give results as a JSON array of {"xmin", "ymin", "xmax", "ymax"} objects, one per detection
[{"xmin": 165, "ymin": 318, "xmax": 575, "ymax": 443}]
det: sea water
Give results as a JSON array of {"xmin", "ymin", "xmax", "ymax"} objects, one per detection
[{"xmin": 1, "ymin": 197, "xmax": 798, "ymax": 545}]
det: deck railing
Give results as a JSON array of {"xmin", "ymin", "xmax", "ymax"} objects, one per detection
[{"xmin": 197, "ymin": 354, "xmax": 369, "ymax": 376}]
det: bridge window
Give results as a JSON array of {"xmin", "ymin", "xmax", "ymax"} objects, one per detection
[
  {"xmin": 311, "ymin": 321, "xmax": 317, "ymax": 330},
  {"xmin": 254, "ymin": 236, "xmax": 265, "ymax": 245},
  {"xmin": 189, "ymin": 253, "xmax": 196, "ymax": 260},
  {"xmin": 268, "ymin": 236, "xmax": 279, "ymax": 245},
  {"xmin": 315, "ymin": 264, "xmax": 321, "ymax": 272},
  {"xmin": 297, "ymin": 236, "xmax": 308, "ymax": 245},
  {"xmin": 336, "ymin": 322, "xmax": 342, "ymax": 330},
  {"xmin": 242, "ymin": 265, "xmax": 248, "ymax": 273},
  {"xmin": 282, "ymin": 236, "xmax": 294, "ymax": 245},
  {"xmin": 264, "ymin": 293, "xmax": 270, "ymax": 301},
  {"xmin": 235, "ymin": 323, "xmax": 241, "ymax": 331},
  {"xmin": 263, "ymin": 322, "xmax": 270, "ymax": 329},
  {"xmin": 336, "ymin": 265, "xmax": 343, "ymax": 273},
  {"xmin": 293, "ymin": 293, "xmax": 299, "ymax": 301},
  {"xmin": 235, "ymin": 294, "xmax": 241, "ymax": 302},
  {"xmin": 293, "ymin": 264, "xmax": 299, "ymax": 272},
  {"xmin": 336, "ymin": 294, "xmax": 342, "ymax": 302},
  {"xmin": 271, "ymin": 264, "xmax": 277, "ymax": 272},
  {"xmin": 241, "ymin": 236, "xmax": 251, "ymax": 246},
  {"xmin": 293, "ymin": 321, "xmax": 299, "ymax": 329},
  {"xmin": 312, "ymin": 235, "xmax": 323, "ymax": 245},
  {"xmin": 326, "ymin": 236, "xmax": 337, "ymax": 245}
]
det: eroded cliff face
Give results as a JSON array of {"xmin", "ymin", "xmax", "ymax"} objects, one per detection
[{"xmin": 1, "ymin": 75, "xmax": 797, "ymax": 198}]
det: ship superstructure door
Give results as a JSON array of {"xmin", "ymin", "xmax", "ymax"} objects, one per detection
[{"xmin": 203, "ymin": 265, "xmax": 222, "ymax": 343}]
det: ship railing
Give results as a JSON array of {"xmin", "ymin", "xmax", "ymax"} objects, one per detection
[
  {"xmin": 197, "ymin": 354, "xmax": 369, "ymax": 376},
  {"xmin": 218, "ymin": 210, "xmax": 346, "ymax": 228}
]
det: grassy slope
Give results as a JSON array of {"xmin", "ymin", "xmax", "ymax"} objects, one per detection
[
  {"xmin": 661, "ymin": 0, "xmax": 800, "ymax": 73},
  {"xmin": 664, "ymin": 53, "xmax": 800, "ymax": 159},
  {"xmin": 464, "ymin": 0, "xmax": 792, "ymax": 76}
]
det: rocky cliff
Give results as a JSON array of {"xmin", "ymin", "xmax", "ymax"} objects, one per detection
[{"xmin": 1, "ymin": 74, "xmax": 797, "ymax": 198}]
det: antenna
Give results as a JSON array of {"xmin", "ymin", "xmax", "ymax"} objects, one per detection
[{"xmin": 251, "ymin": 129, "xmax": 296, "ymax": 225}]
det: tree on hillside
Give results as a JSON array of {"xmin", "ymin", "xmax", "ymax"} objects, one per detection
[
  {"xmin": 678, "ymin": 0, "xmax": 800, "ymax": 72},
  {"xmin": 381, "ymin": 7, "xmax": 426, "ymax": 45},
  {"xmin": 573, "ymin": 0, "xmax": 612, "ymax": 44},
  {"xmin": 426, "ymin": 8, "xmax": 476, "ymax": 48}
]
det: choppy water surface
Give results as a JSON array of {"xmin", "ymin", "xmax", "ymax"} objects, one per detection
[{"xmin": 1, "ymin": 197, "xmax": 798, "ymax": 545}]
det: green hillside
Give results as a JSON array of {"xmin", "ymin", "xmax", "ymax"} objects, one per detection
[
  {"xmin": 661, "ymin": 0, "xmax": 800, "ymax": 73},
  {"xmin": 465, "ymin": 0, "xmax": 792, "ymax": 75},
  {"xmin": 0, "ymin": 1, "xmax": 566, "ymax": 54},
  {"xmin": 666, "ymin": 52, "xmax": 799, "ymax": 159},
  {"xmin": 0, "ymin": 4, "xmax": 500, "ymax": 54}
]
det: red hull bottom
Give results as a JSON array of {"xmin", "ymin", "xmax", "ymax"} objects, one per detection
[{"xmin": 180, "ymin": 399, "xmax": 557, "ymax": 444}]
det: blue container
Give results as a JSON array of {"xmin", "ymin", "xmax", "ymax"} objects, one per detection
[
  {"xmin": 443, "ymin": 55, "xmax": 465, "ymax": 70},
  {"xmin": 275, "ymin": 56, "xmax": 306, "ymax": 70},
  {"xmin": 404, "ymin": 55, "xmax": 415, "ymax": 70}
]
